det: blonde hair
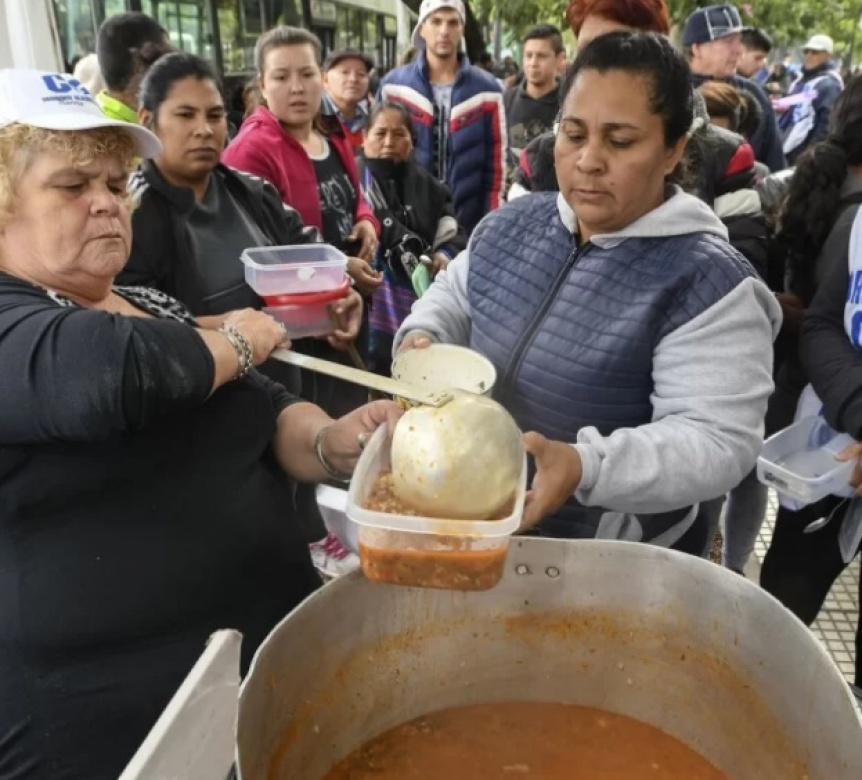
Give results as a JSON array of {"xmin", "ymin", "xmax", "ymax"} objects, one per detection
[{"xmin": 0, "ymin": 125, "xmax": 136, "ymax": 229}]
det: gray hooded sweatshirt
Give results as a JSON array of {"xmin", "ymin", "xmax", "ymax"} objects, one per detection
[{"xmin": 394, "ymin": 188, "xmax": 782, "ymax": 544}]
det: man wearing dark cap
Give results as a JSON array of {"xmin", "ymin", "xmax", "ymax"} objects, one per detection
[
  {"xmin": 322, "ymin": 48, "xmax": 374, "ymax": 149},
  {"xmin": 95, "ymin": 12, "xmax": 173, "ymax": 123},
  {"xmin": 683, "ymin": 3, "xmax": 786, "ymax": 171}
]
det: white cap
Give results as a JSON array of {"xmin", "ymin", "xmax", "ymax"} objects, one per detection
[
  {"xmin": 0, "ymin": 69, "xmax": 161, "ymax": 158},
  {"xmin": 411, "ymin": 0, "xmax": 466, "ymax": 49},
  {"xmin": 803, "ymin": 34, "xmax": 834, "ymax": 54}
]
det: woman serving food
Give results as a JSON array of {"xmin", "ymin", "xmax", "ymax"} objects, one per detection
[
  {"xmin": 396, "ymin": 33, "xmax": 781, "ymax": 550},
  {"xmin": 0, "ymin": 68, "xmax": 400, "ymax": 780}
]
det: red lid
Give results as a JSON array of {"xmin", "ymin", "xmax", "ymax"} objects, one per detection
[{"xmin": 262, "ymin": 275, "xmax": 351, "ymax": 306}]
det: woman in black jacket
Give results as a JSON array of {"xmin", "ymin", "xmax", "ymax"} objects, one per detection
[
  {"xmin": 760, "ymin": 77, "xmax": 862, "ymax": 672},
  {"xmin": 357, "ymin": 101, "xmax": 467, "ymax": 373},
  {"xmin": 122, "ymin": 52, "xmax": 365, "ymax": 544}
]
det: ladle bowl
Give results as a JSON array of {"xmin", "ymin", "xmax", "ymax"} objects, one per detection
[{"xmin": 390, "ymin": 393, "xmax": 524, "ymax": 519}]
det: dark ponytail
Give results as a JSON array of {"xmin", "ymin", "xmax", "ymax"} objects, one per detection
[{"xmin": 778, "ymin": 74, "xmax": 862, "ymax": 301}]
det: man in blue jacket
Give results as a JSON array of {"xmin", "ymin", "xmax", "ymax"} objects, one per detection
[
  {"xmin": 683, "ymin": 4, "xmax": 786, "ymax": 171},
  {"xmin": 776, "ymin": 34, "xmax": 843, "ymax": 165},
  {"xmin": 378, "ymin": 0, "xmax": 507, "ymax": 234}
]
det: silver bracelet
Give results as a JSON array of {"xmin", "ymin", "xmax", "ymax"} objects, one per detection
[
  {"xmin": 218, "ymin": 324, "xmax": 253, "ymax": 379},
  {"xmin": 314, "ymin": 425, "xmax": 351, "ymax": 483}
]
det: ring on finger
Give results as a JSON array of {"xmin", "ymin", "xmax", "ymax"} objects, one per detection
[{"xmin": 357, "ymin": 431, "xmax": 369, "ymax": 450}]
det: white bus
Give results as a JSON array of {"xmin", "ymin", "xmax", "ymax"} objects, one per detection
[{"xmin": 1, "ymin": 0, "xmax": 413, "ymax": 76}]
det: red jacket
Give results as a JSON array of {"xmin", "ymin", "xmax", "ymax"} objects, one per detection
[{"xmin": 223, "ymin": 107, "xmax": 379, "ymax": 239}]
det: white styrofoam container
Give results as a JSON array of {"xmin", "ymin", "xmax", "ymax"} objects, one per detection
[
  {"xmin": 757, "ymin": 416, "xmax": 855, "ymax": 505},
  {"xmin": 241, "ymin": 244, "xmax": 346, "ymax": 297}
]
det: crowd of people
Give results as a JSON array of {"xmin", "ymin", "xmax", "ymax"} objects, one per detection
[{"xmin": 1, "ymin": 0, "xmax": 861, "ymax": 776}]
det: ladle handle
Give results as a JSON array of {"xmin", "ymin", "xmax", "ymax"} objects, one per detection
[{"xmin": 269, "ymin": 347, "xmax": 453, "ymax": 408}]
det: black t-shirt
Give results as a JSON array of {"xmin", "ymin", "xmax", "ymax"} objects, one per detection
[
  {"xmin": 504, "ymin": 81, "xmax": 559, "ymax": 164},
  {"xmin": 0, "ymin": 274, "xmax": 319, "ymax": 779},
  {"xmin": 310, "ymin": 138, "xmax": 357, "ymax": 249},
  {"xmin": 184, "ymin": 171, "xmax": 271, "ymax": 315}
]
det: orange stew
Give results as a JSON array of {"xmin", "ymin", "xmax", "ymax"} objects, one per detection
[
  {"xmin": 358, "ymin": 542, "xmax": 507, "ymax": 590},
  {"xmin": 323, "ymin": 702, "xmax": 727, "ymax": 779},
  {"xmin": 360, "ymin": 473, "xmax": 509, "ymax": 590}
]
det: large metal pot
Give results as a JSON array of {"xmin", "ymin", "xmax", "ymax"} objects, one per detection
[{"xmin": 237, "ymin": 539, "xmax": 862, "ymax": 779}]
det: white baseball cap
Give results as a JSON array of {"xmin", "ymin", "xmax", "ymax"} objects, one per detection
[
  {"xmin": 412, "ymin": 0, "xmax": 466, "ymax": 49},
  {"xmin": 803, "ymin": 34, "xmax": 834, "ymax": 54},
  {"xmin": 0, "ymin": 68, "xmax": 161, "ymax": 158}
]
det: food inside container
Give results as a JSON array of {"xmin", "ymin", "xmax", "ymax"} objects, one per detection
[
  {"xmin": 347, "ymin": 425, "xmax": 526, "ymax": 591},
  {"xmin": 241, "ymin": 244, "xmax": 347, "ymax": 298},
  {"xmin": 262, "ymin": 276, "xmax": 351, "ymax": 339}
]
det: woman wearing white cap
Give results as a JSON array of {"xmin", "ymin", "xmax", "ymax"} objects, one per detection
[{"xmin": 0, "ymin": 68, "xmax": 401, "ymax": 779}]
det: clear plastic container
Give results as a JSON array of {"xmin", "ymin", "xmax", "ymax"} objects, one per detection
[
  {"xmin": 347, "ymin": 424, "xmax": 526, "ymax": 591},
  {"xmin": 262, "ymin": 276, "xmax": 350, "ymax": 339},
  {"xmin": 241, "ymin": 244, "xmax": 347, "ymax": 298},
  {"xmin": 757, "ymin": 416, "xmax": 855, "ymax": 505}
]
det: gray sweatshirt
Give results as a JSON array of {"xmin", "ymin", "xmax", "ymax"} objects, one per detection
[{"xmin": 395, "ymin": 190, "xmax": 782, "ymax": 538}]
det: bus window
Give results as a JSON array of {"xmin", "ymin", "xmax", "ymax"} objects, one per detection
[
  {"xmin": 140, "ymin": 0, "xmax": 212, "ymax": 59},
  {"xmin": 215, "ymin": 0, "xmax": 265, "ymax": 74},
  {"xmin": 52, "ymin": 0, "xmax": 97, "ymax": 69},
  {"xmin": 276, "ymin": 0, "xmax": 302, "ymax": 26},
  {"xmin": 364, "ymin": 13, "xmax": 379, "ymax": 66},
  {"xmin": 52, "ymin": 0, "xmax": 138, "ymax": 70}
]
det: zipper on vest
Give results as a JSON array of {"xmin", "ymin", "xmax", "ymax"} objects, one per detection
[{"xmin": 498, "ymin": 241, "xmax": 592, "ymax": 406}]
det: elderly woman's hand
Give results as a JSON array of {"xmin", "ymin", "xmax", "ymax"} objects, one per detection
[
  {"xmin": 347, "ymin": 219, "xmax": 379, "ymax": 262},
  {"xmin": 347, "ymin": 256, "xmax": 383, "ymax": 297},
  {"xmin": 327, "ymin": 289, "xmax": 363, "ymax": 350},
  {"xmin": 319, "ymin": 400, "xmax": 404, "ymax": 476},
  {"xmin": 221, "ymin": 308, "xmax": 289, "ymax": 365},
  {"xmin": 519, "ymin": 432, "xmax": 583, "ymax": 533}
]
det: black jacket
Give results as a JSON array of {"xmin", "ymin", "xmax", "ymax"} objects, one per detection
[
  {"xmin": 771, "ymin": 191, "xmax": 862, "ymax": 434},
  {"xmin": 121, "ymin": 161, "xmax": 319, "ymax": 314},
  {"xmin": 801, "ymin": 244, "xmax": 862, "ymax": 438},
  {"xmin": 690, "ymin": 72, "xmax": 787, "ymax": 172},
  {"xmin": 357, "ymin": 156, "xmax": 467, "ymax": 276}
]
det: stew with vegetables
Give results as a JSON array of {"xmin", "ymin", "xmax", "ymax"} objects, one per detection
[{"xmin": 323, "ymin": 701, "xmax": 727, "ymax": 779}]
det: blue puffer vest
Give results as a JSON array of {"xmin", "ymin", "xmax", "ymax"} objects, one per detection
[{"xmin": 468, "ymin": 192, "xmax": 753, "ymax": 541}]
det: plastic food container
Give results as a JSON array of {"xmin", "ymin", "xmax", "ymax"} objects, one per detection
[
  {"xmin": 391, "ymin": 344, "xmax": 497, "ymax": 409},
  {"xmin": 241, "ymin": 244, "xmax": 347, "ymax": 298},
  {"xmin": 757, "ymin": 416, "xmax": 855, "ymax": 505},
  {"xmin": 262, "ymin": 276, "xmax": 350, "ymax": 339},
  {"xmin": 347, "ymin": 424, "xmax": 527, "ymax": 591}
]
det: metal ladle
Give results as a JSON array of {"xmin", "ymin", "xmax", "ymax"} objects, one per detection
[
  {"xmin": 270, "ymin": 348, "xmax": 454, "ymax": 407},
  {"xmin": 270, "ymin": 349, "xmax": 524, "ymax": 518}
]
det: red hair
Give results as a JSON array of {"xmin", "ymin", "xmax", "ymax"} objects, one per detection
[{"xmin": 565, "ymin": 0, "xmax": 671, "ymax": 37}]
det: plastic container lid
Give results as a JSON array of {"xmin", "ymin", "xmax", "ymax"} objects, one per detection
[
  {"xmin": 262, "ymin": 276, "xmax": 351, "ymax": 306},
  {"xmin": 347, "ymin": 424, "xmax": 525, "ymax": 537},
  {"xmin": 241, "ymin": 244, "xmax": 347, "ymax": 297},
  {"xmin": 757, "ymin": 416, "xmax": 855, "ymax": 505}
]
